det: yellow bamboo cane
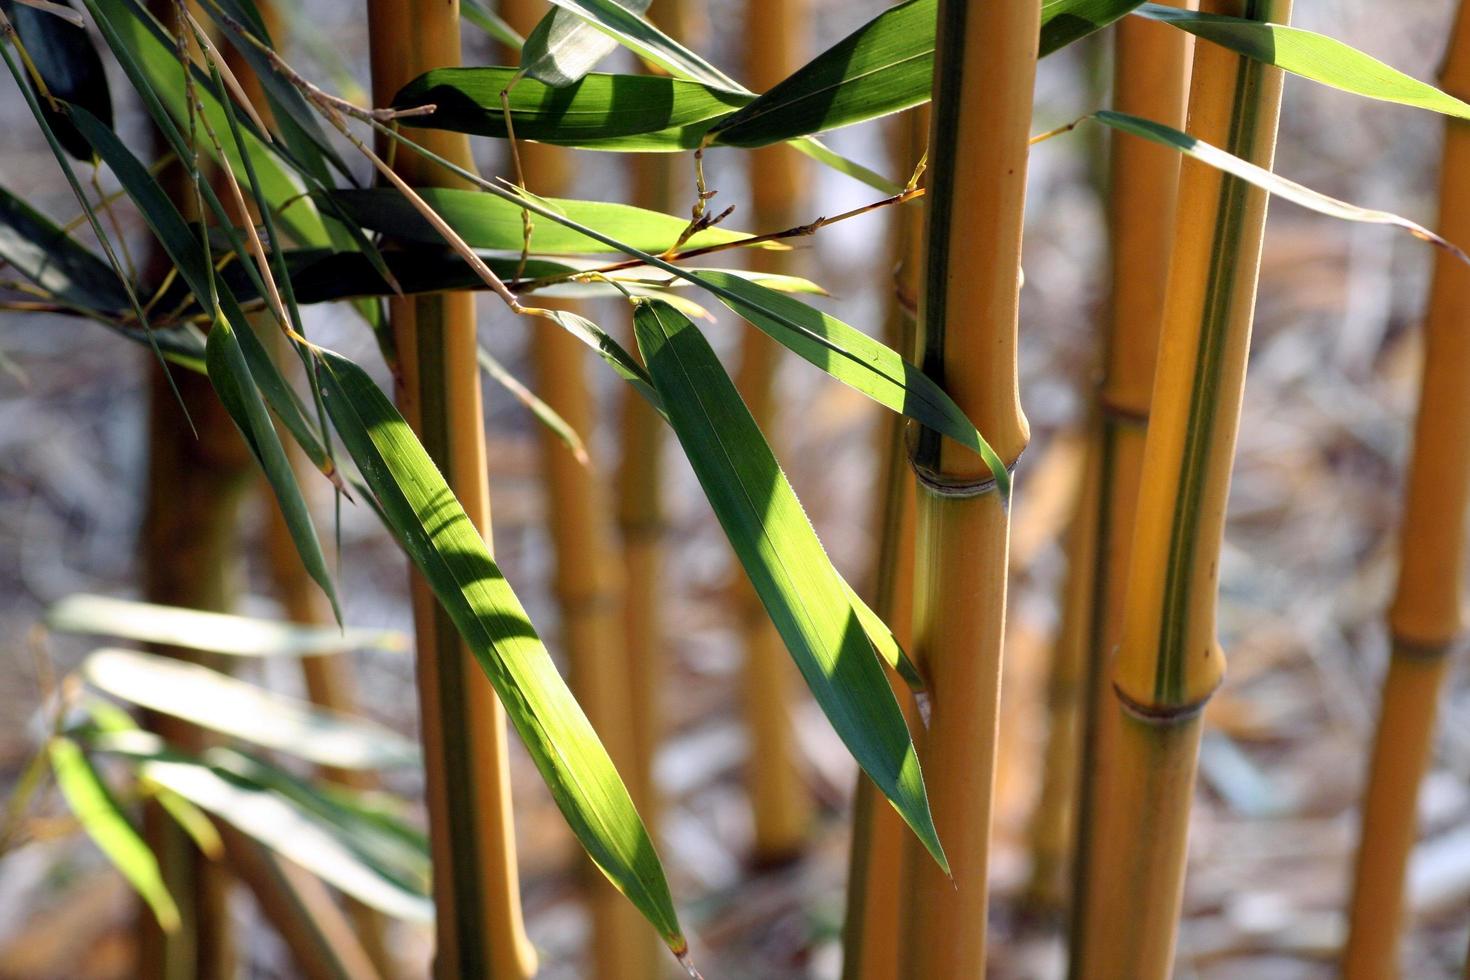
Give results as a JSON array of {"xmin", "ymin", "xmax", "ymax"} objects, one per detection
[
  {"xmin": 736, "ymin": 0, "xmax": 814, "ymax": 866},
  {"xmin": 1344, "ymin": 6, "xmax": 1470, "ymax": 976},
  {"xmin": 496, "ymin": 3, "xmax": 654, "ymax": 976},
  {"xmin": 616, "ymin": 0, "xmax": 695, "ymax": 825},
  {"xmin": 1077, "ymin": 3, "xmax": 1290, "ymax": 976},
  {"xmin": 1057, "ymin": 0, "xmax": 1195, "ymax": 941},
  {"xmin": 366, "ymin": 3, "xmax": 535, "ymax": 976},
  {"xmin": 839, "ymin": 103, "xmax": 926, "ymax": 980},
  {"xmin": 897, "ymin": 2, "xmax": 1038, "ymax": 976}
]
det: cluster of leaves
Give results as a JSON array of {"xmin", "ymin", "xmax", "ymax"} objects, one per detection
[{"xmin": 5, "ymin": 0, "xmax": 1470, "ymax": 961}]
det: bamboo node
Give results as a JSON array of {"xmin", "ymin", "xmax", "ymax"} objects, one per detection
[
  {"xmin": 906, "ymin": 441, "xmax": 1018, "ymax": 499},
  {"xmin": 1111, "ymin": 675, "xmax": 1221, "ymax": 725}
]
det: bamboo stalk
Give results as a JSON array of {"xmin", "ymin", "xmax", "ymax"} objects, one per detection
[
  {"xmin": 1076, "ymin": 3, "xmax": 1290, "ymax": 976},
  {"xmin": 137, "ymin": 361, "xmax": 250, "ymax": 980},
  {"xmin": 1057, "ymin": 0, "xmax": 1195, "ymax": 940},
  {"xmin": 1344, "ymin": 6, "xmax": 1470, "ymax": 976},
  {"xmin": 839, "ymin": 103, "xmax": 926, "ymax": 980},
  {"xmin": 365, "ymin": 4, "xmax": 535, "ymax": 977},
  {"xmin": 616, "ymin": 0, "xmax": 693, "ymax": 827},
  {"xmin": 496, "ymin": 3, "xmax": 655, "ymax": 976},
  {"xmin": 896, "ymin": 2, "xmax": 1038, "ymax": 976},
  {"xmin": 736, "ymin": 0, "xmax": 812, "ymax": 866}
]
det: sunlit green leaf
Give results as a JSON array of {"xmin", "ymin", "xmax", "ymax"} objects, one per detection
[
  {"xmin": 49, "ymin": 735, "xmax": 181, "ymax": 932},
  {"xmin": 520, "ymin": 0, "xmax": 651, "ymax": 88},
  {"xmin": 631, "ymin": 299, "xmax": 942, "ymax": 867},
  {"xmin": 316, "ymin": 349, "xmax": 685, "ymax": 953}
]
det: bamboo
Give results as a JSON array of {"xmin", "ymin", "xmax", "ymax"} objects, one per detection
[
  {"xmin": 222, "ymin": 4, "xmax": 395, "ymax": 965},
  {"xmin": 615, "ymin": 0, "xmax": 693, "ymax": 826},
  {"xmin": 1344, "ymin": 6, "xmax": 1470, "ymax": 976},
  {"xmin": 1077, "ymin": 3, "xmax": 1290, "ymax": 976},
  {"xmin": 496, "ymin": 3, "xmax": 654, "ymax": 976},
  {"xmin": 896, "ymin": 2, "xmax": 1038, "ymax": 976},
  {"xmin": 839, "ymin": 103, "xmax": 925, "ymax": 980},
  {"xmin": 137, "ymin": 363, "xmax": 250, "ymax": 980},
  {"xmin": 366, "ymin": 4, "xmax": 535, "ymax": 977},
  {"xmin": 736, "ymin": 0, "xmax": 813, "ymax": 866},
  {"xmin": 1058, "ymin": 0, "xmax": 1194, "ymax": 940}
]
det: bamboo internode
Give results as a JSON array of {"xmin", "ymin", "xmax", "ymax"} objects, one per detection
[
  {"xmin": 1081, "ymin": 2, "xmax": 1291, "ymax": 976},
  {"xmin": 1344, "ymin": 5, "xmax": 1470, "ymax": 976},
  {"xmin": 1065, "ymin": 1, "xmax": 1193, "ymax": 959},
  {"xmin": 738, "ymin": 0, "xmax": 813, "ymax": 865},
  {"xmin": 840, "ymin": 104, "xmax": 926, "ymax": 980},
  {"xmin": 898, "ymin": 2, "xmax": 1038, "ymax": 976},
  {"xmin": 366, "ymin": 3, "xmax": 535, "ymax": 977},
  {"xmin": 498, "ymin": 2, "xmax": 655, "ymax": 975}
]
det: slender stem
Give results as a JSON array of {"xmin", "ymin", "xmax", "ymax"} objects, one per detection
[
  {"xmin": 737, "ymin": 0, "xmax": 813, "ymax": 865},
  {"xmin": 898, "ymin": 2, "xmax": 1038, "ymax": 977},
  {"xmin": 1064, "ymin": 0, "xmax": 1194, "ymax": 954},
  {"xmin": 1080, "ymin": 3, "xmax": 1291, "ymax": 976},
  {"xmin": 840, "ymin": 102, "xmax": 926, "ymax": 980},
  {"xmin": 1344, "ymin": 5, "xmax": 1470, "ymax": 976},
  {"xmin": 365, "ymin": 3, "xmax": 535, "ymax": 977}
]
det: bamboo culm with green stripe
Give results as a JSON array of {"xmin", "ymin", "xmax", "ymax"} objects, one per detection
[{"xmin": 1078, "ymin": 2, "xmax": 1291, "ymax": 975}]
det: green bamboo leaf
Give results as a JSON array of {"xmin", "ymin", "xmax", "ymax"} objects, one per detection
[
  {"xmin": 692, "ymin": 271, "xmax": 1010, "ymax": 495},
  {"xmin": 48, "ymin": 735, "xmax": 182, "ymax": 932},
  {"xmin": 631, "ymin": 299, "xmax": 942, "ymax": 867},
  {"xmin": 709, "ymin": 0, "xmax": 1144, "ymax": 147},
  {"xmin": 535, "ymin": 0, "xmax": 903, "ymax": 191},
  {"xmin": 82, "ymin": 648, "xmax": 420, "ymax": 771},
  {"xmin": 1040, "ymin": 0, "xmax": 1149, "ymax": 55},
  {"xmin": 542, "ymin": 0, "xmax": 739, "ymax": 90},
  {"xmin": 478, "ymin": 344, "xmax": 589, "ymax": 466},
  {"xmin": 90, "ymin": 732, "xmax": 433, "ymax": 921},
  {"xmin": 315, "ymin": 349, "xmax": 687, "ymax": 955},
  {"xmin": 207, "ymin": 319, "xmax": 342, "ymax": 622},
  {"xmin": 1093, "ymin": 110, "xmax": 1469, "ymax": 261},
  {"xmin": 519, "ymin": 0, "xmax": 651, "ymax": 88},
  {"xmin": 81, "ymin": 0, "xmax": 329, "ymax": 246},
  {"xmin": 1135, "ymin": 3, "xmax": 1470, "ymax": 120},
  {"xmin": 0, "ymin": 183, "xmax": 128, "ymax": 310},
  {"xmin": 395, "ymin": 65, "xmax": 752, "ymax": 150},
  {"xmin": 4, "ymin": 0, "xmax": 113, "ymax": 160},
  {"xmin": 203, "ymin": 0, "xmax": 354, "ymax": 186},
  {"xmin": 65, "ymin": 105, "xmax": 338, "ymax": 482},
  {"xmin": 325, "ymin": 186, "xmax": 766, "ymax": 255},
  {"xmin": 367, "ymin": 126, "xmax": 1006, "ymax": 491},
  {"xmin": 47, "ymin": 594, "xmax": 406, "ymax": 657},
  {"xmin": 461, "ymin": 0, "xmax": 523, "ymax": 50}
]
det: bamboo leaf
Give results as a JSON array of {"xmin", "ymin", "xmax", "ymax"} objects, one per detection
[
  {"xmin": 4, "ymin": 0, "xmax": 112, "ymax": 160},
  {"xmin": 0, "ymin": 183, "xmax": 128, "ymax": 310},
  {"xmin": 81, "ymin": 0, "xmax": 329, "ymax": 246},
  {"xmin": 542, "ymin": 0, "xmax": 738, "ymax": 90},
  {"xmin": 461, "ymin": 0, "xmax": 523, "ymax": 50},
  {"xmin": 1135, "ymin": 3, "xmax": 1470, "ymax": 120},
  {"xmin": 693, "ymin": 271, "xmax": 1010, "ymax": 494},
  {"xmin": 519, "ymin": 0, "xmax": 651, "ymax": 88},
  {"xmin": 66, "ymin": 104, "xmax": 338, "ymax": 482},
  {"xmin": 315, "ymin": 349, "xmax": 686, "ymax": 954},
  {"xmin": 478, "ymin": 344, "xmax": 589, "ymax": 466},
  {"xmin": 325, "ymin": 186, "xmax": 765, "ymax": 255},
  {"xmin": 1093, "ymin": 110, "xmax": 1469, "ymax": 262},
  {"xmin": 47, "ymin": 594, "xmax": 407, "ymax": 657},
  {"xmin": 631, "ymin": 299, "xmax": 942, "ymax": 867},
  {"xmin": 90, "ymin": 732, "xmax": 434, "ymax": 921},
  {"xmin": 206, "ymin": 319, "xmax": 342, "ymax": 622},
  {"xmin": 395, "ymin": 65, "xmax": 752, "ymax": 150},
  {"xmin": 710, "ymin": 0, "xmax": 1144, "ymax": 147},
  {"xmin": 82, "ymin": 648, "xmax": 421, "ymax": 770},
  {"xmin": 48, "ymin": 735, "xmax": 182, "ymax": 932}
]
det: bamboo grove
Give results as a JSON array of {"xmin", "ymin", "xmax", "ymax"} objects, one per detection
[{"xmin": 5, "ymin": 0, "xmax": 1470, "ymax": 976}]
